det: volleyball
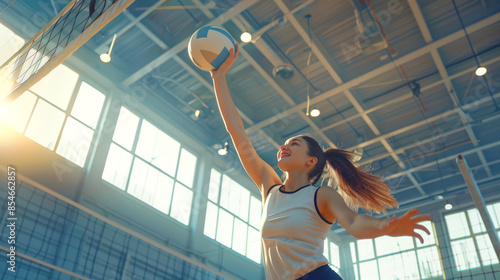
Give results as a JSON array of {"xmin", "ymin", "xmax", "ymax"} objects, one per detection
[{"xmin": 188, "ymin": 26, "xmax": 236, "ymax": 71}]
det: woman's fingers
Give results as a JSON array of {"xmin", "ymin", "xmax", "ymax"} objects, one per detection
[
  {"xmin": 412, "ymin": 232, "xmax": 424, "ymax": 244},
  {"xmin": 220, "ymin": 48, "xmax": 234, "ymax": 71},
  {"xmin": 414, "ymin": 224, "xmax": 430, "ymax": 235},
  {"xmin": 405, "ymin": 209, "xmax": 420, "ymax": 218},
  {"xmin": 411, "ymin": 214, "xmax": 432, "ymax": 223},
  {"xmin": 212, "ymin": 44, "xmax": 239, "ymax": 75}
]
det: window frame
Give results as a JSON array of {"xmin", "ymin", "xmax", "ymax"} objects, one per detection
[
  {"xmin": 101, "ymin": 106, "xmax": 199, "ymax": 228},
  {"xmin": 203, "ymin": 168, "xmax": 262, "ymax": 264},
  {"xmin": 350, "ymin": 220, "xmax": 443, "ymax": 280},
  {"xmin": 443, "ymin": 201, "xmax": 500, "ymax": 272}
]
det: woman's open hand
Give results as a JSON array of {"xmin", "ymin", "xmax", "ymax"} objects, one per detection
[
  {"xmin": 383, "ymin": 209, "xmax": 432, "ymax": 244},
  {"xmin": 210, "ymin": 43, "xmax": 239, "ymax": 78}
]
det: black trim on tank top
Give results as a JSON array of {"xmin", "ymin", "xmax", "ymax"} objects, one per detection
[
  {"xmin": 265, "ymin": 184, "xmax": 282, "ymax": 202},
  {"xmin": 314, "ymin": 187, "xmax": 334, "ymax": 225},
  {"xmin": 278, "ymin": 184, "xmax": 311, "ymax": 194}
]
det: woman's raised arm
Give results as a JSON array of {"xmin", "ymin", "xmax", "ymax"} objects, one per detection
[{"xmin": 211, "ymin": 44, "xmax": 281, "ymax": 198}]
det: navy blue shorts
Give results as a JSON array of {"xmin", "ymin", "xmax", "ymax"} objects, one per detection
[{"xmin": 295, "ymin": 264, "xmax": 343, "ymax": 280}]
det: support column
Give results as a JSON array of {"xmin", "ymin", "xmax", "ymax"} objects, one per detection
[{"xmin": 456, "ymin": 154, "xmax": 500, "ymax": 262}]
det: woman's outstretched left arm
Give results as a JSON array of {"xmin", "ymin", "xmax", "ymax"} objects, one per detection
[{"xmin": 318, "ymin": 187, "xmax": 432, "ymax": 243}]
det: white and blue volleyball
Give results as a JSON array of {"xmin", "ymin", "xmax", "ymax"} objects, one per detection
[{"xmin": 188, "ymin": 26, "xmax": 236, "ymax": 71}]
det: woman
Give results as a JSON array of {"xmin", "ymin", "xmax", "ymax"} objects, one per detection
[{"xmin": 211, "ymin": 44, "xmax": 431, "ymax": 280}]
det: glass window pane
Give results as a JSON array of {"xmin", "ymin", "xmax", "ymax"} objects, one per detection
[
  {"xmin": 375, "ymin": 235, "xmax": 399, "ymax": 256},
  {"xmin": 323, "ymin": 238, "xmax": 330, "ymax": 261},
  {"xmin": 219, "ymin": 175, "xmax": 231, "ymax": 212},
  {"xmin": 170, "ymin": 183, "xmax": 193, "ymax": 226},
  {"xmin": 0, "ymin": 23, "xmax": 25, "ymax": 66},
  {"xmin": 330, "ymin": 242, "xmax": 340, "ymax": 269},
  {"xmin": 204, "ymin": 202, "xmax": 218, "ymax": 239},
  {"xmin": 220, "ymin": 175, "xmax": 250, "ymax": 221},
  {"xmin": 357, "ymin": 239, "xmax": 374, "ymax": 261},
  {"xmin": 56, "ymin": 117, "xmax": 94, "ymax": 167},
  {"xmin": 113, "ymin": 107, "xmax": 139, "ymax": 151},
  {"xmin": 102, "ymin": 143, "xmax": 133, "ymax": 190},
  {"xmin": 235, "ymin": 183, "xmax": 250, "ymax": 221},
  {"xmin": 468, "ymin": 208, "xmax": 486, "ymax": 234},
  {"xmin": 353, "ymin": 263, "xmax": 359, "ymax": 280},
  {"xmin": 445, "ymin": 212, "xmax": 470, "ymax": 239},
  {"xmin": 417, "ymin": 247, "xmax": 443, "ymax": 279},
  {"xmin": 476, "ymin": 234, "xmax": 499, "ymax": 266},
  {"xmin": 0, "ymin": 91, "xmax": 36, "ymax": 133},
  {"xmin": 487, "ymin": 203, "xmax": 499, "ymax": 229},
  {"xmin": 232, "ymin": 218, "xmax": 247, "ymax": 255},
  {"xmin": 246, "ymin": 226, "xmax": 261, "ymax": 264},
  {"xmin": 0, "ymin": 72, "xmax": 16, "ymax": 100},
  {"xmin": 394, "ymin": 236, "xmax": 414, "ymax": 251},
  {"xmin": 416, "ymin": 221, "xmax": 436, "ymax": 247},
  {"xmin": 378, "ymin": 254, "xmax": 398, "ymax": 280},
  {"xmin": 135, "ymin": 120, "xmax": 180, "ymax": 176},
  {"xmin": 378, "ymin": 251, "xmax": 418, "ymax": 280},
  {"xmin": 30, "ymin": 64, "xmax": 78, "ymax": 110},
  {"xmin": 176, "ymin": 148, "xmax": 197, "ymax": 188},
  {"xmin": 25, "ymin": 99, "xmax": 65, "ymax": 150},
  {"xmin": 248, "ymin": 196, "xmax": 262, "ymax": 229},
  {"xmin": 350, "ymin": 242, "xmax": 357, "ymax": 263},
  {"xmin": 208, "ymin": 169, "xmax": 221, "ymax": 202},
  {"xmin": 359, "ymin": 260, "xmax": 378, "ymax": 280},
  {"xmin": 451, "ymin": 238, "xmax": 480, "ymax": 271},
  {"xmin": 127, "ymin": 157, "xmax": 150, "ymax": 198},
  {"xmin": 71, "ymin": 82, "xmax": 105, "ymax": 129},
  {"xmin": 127, "ymin": 158, "xmax": 174, "ymax": 215},
  {"xmin": 216, "ymin": 208, "xmax": 233, "ymax": 248},
  {"xmin": 152, "ymin": 171, "xmax": 175, "ymax": 215}
]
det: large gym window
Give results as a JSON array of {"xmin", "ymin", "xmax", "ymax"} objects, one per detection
[
  {"xmin": 350, "ymin": 221, "xmax": 442, "ymax": 280},
  {"xmin": 204, "ymin": 168, "xmax": 262, "ymax": 264},
  {"xmin": 0, "ymin": 65, "xmax": 105, "ymax": 167},
  {"xmin": 102, "ymin": 106, "xmax": 197, "ymax": 226},
  {"xmin": 0, "ymin": 22, "xmax": 105, "ymax": 167},
  {"xmin": 444, "ymin": 201, "xmax": 500, "ymax": 271}
]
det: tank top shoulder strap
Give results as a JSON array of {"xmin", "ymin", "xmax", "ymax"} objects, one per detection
[{"xmin": 265, "ymin": 183, "xmax": 282, "ymax": 202}]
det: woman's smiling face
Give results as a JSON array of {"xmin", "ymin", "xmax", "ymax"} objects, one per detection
[{"xmin": 277, "ymin": 137, "xmax": 315, "ymax": 172}]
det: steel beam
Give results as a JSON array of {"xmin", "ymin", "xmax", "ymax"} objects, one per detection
[
  {"xmin": 319, "ymin": 55, "xmax": 500, "ymax": 134},
  {"xmin": 359, "ymin": 112, "xmax": 500, "ymax": 167},
  {"xmin": 393, "ymin": 158, "xmax": 500, "ymax": 195},
  {"xmin": 385, "ymin": 139, "xmax": 500, "ymax": 180},
  {"xmin": 347, "ymin": 91, "xmax": 500, "ymax": 151},
  {"xmin": 95, "ymin": 0, "xmax": 169, "ymax": 54},
  {"xmin": 273, "ymin": 0, "xmax": 424, "ymax": 193},
  {"xmin": 122, "ymin": 0, "xmax": 259, "ymax": 86},
  {"xmin": 244, "ymin": 12, "xmax": 500, "ymax": 134},
  {"xmin": 408, "ymin": 0, "xmax": 492, "ymax": 178}
]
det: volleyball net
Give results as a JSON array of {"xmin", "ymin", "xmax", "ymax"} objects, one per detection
[
  {"xmin": 0, "ymin": 171, "xmax": 230, "ymax": 280},
  {"xmin": 0, "ymin": 0, "xmax": 134, "ymax": 103}
]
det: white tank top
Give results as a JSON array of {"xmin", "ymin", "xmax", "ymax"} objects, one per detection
[{"xmin": 260, "ymin": 184, "xmax": 333, "ymax": 280}]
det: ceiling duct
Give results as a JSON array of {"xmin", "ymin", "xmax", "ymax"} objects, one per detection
[{"xmin": 354, "ymin": 5, "xmax": 389, "ymax": 55}]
